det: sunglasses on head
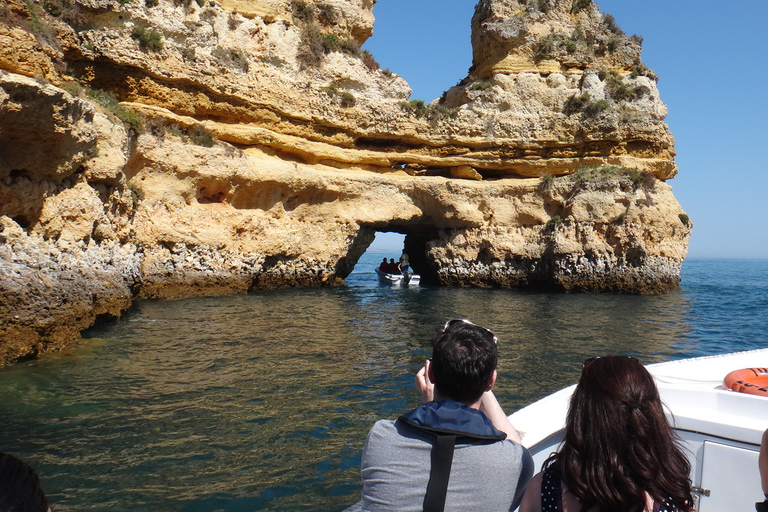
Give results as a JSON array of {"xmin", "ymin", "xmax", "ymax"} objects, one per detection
[
  {"xmin": 582, "ymin": 355, "xmax": 639, "ymax": 370},
  {"xmin": 442, "ymin": 319, "xmax": 497, "ymax": 344}
]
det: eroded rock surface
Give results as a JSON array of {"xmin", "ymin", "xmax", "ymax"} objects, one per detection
[{"xmin": 0, "ymin": 0, "xmax": 691, "ymax": 365}]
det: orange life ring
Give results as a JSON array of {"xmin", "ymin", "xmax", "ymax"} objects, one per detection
[{"xmin": 723, "ymin": 368, "xmax": 768, "ymax": 396}]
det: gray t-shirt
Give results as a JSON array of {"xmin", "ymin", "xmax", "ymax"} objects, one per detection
[{"xmin": 361, "ymin": 418, "xmax": 533, "ymax": 511}]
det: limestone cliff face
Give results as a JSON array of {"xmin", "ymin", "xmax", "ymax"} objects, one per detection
[{"xmin": 0, "ymin": 0, "xmax": 691, "ymax": 365}]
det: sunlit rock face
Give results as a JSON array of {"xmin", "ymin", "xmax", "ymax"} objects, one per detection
[{"xmin": 0, "ymin": 0, "xmax": 691, "ymax": 365}]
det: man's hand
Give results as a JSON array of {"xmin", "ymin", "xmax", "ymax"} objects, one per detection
[
  {"xmin": 415, "ymin": 360, "xmax": 435, "ymax": 403},
  {"xmin": 480, "ymin": 390, "xmax": 522, "ymax": 444}
]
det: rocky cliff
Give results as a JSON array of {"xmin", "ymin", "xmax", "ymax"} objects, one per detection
[{"xmin": 0, "ymin": 0, "xmax": 691, "ymax": 365}]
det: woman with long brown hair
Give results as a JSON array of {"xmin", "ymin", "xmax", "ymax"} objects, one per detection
[{"xmin": 519, "ymin": 355, "xmax": 695, "ymax": 512}]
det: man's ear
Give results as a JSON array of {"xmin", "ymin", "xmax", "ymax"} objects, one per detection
[{"xmin": 485, "ymin": 370, "xmax": 497, "ymax": 392}]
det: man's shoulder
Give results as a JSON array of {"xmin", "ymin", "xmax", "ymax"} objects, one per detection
[
  {"xmin": 497, "ymin": 438, "xmax": 534, "ymax": 465},
  {"xmin": 367, "ymin": 418, "xmax": 396, "ymax": 437},
  {"xmin": 371, "ymin": 418, "xmax": 395, "ymax": 429},
  {"xmin": 458, "ymin": 437, "xmax": 528, "ymax": 458},
  {"xmin": 366, "ymin": 418, "xmax": 433, "ymax": 446}
]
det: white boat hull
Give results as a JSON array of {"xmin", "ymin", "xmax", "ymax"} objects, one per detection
[
  {"xmin": 510, "ymin": 349, "xmax": 768, "ymax": 511},
  {"xmin": 375, "ymin": 268, "xmax": 420, "ymax": 286}
]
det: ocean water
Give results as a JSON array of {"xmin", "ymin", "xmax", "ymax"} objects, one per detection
[{"xmin": 1, "ymin": 254, "xmax": 767, "ymax": 511}]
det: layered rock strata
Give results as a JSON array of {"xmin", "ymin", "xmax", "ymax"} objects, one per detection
[{"xmin": 0, "ymin": 0, "xmax": 691, "ymax": 365}]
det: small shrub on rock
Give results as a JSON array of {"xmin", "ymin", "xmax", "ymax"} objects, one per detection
[
  {"xmin": 606, "ymin": 34, "xmax": 622, "ymax": 52},
  {"xmin": 60, "ymin": 80, "xmax": 85, "ymax": 97},
  {"xmin": 625, "ymin": 169, "xmax": 657, "ymax": 191},
  {"xmin": 319, "ymin": 83, "xmax": 338, "ymax": 95},
  {"xmin": 602, "ymin": 13, "xmax": 623, "ymax": 35},
  {"xmin": 115, "ymin": 106, "xmax": 145, "ymax": 133},
  {"xmin": 291, "ymin": 0, "xmax": 314, "ymax": 24},
  {"xmin": 584, "ymin": 99, "xmax": 609, "ymax": 117},
  {"xmin": 468, "ymin": 81, "xmax": 494, "ymax": 91},
  {"xmin": 89, "ymin": 88, "xmax": 146, "ymax": 132},
  {"xmin": 535, "ymin": 33, "xmax": 557, "ymax": 61},
  {"xmin": 565, "ymin": 88, "xmax": 614, "ymax": 117},
  {"xmin": 318, "ymin": 33, "xmax": 360, "ymax": 56},
  {"xmin": 145, "ymin": 117, "xmax": 168, "ymax": 137},
  {"xmin": 572, "ymin": 165, "xmax": 614, "ymax": 185},
  {"xmin": 398, "ymin": 99, "xmax": 428, "ymax": 117},
  {"xmin": 340, "ymin": 92, "xmax": 355, "ymax": 108},
  {"xmin": 88, "ymin": 88, "xmax": 119, "ymax": 110},
  {"xmin": 546, "ymin": 215, "xmax": 563, "ymax": 230},
  {"xmin": 571, "ymin": 164, "xmax": 655, "ymax": 192},
  {"xmin": 539, "ymin": 172, "xmax": 556, "ymax": 191},
  {"xmin": 131, "ymin": 26, "xmax": 163, "ymax": 51},
  {"xmin": 618, "ymin": 105, "xmax": 645, "ymax": 124},
  {"xmin": 361, "ymin": 50, "xmax": 379, "ymax": 71},
  {"xmin": 319, "ymin": 83, "xmax": 356, "ymax": 108},
  {"xmin": 339, "ymin": 39, "xmax": 361, "ymax": 57},
  {"xmin": 297, "ymin": 27, "xmax": 324, "ymax": 68},
  {"xmin": 571, "ymin": 0, "xmax": 591, "ymax": 13},
  {"xmin": 426, "ymin": 104, "xmax": 460, "ymax": 121},
  {"xmin": 535, "ymin": 28, "xmax": 593, "ymax": 62},
  {"xmin": 604, "ymin": 71, "xmax": 637, "ymax": 102},
  {"xmin": 564, "ymin": 92, "xmax": 591, "ymax": 114},
  {"xmin": 317, "ymin": 3, "xmax": 336, "ymax": 24},
  {"xmin": 42, "ymin": 0, "xmax": 88, "ymax": 29},
  {"xmin": 187, "ymin": 126, "xmax": 216, "ymax": 147},
  {"xmin": 322, "ymin": 33, "xmax": 340, "ymax": 52},
  {"xmin": 20, "ymin": 0, "xmax": 59, "ymax": 45},
  {"xmin": 630, "ymin": 63, "xmax": 654, "ymax": 79}
]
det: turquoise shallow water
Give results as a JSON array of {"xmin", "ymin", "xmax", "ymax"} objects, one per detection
[{"xmin": 1, "ymin": 255, "xmax": 767, "ymax": 511}]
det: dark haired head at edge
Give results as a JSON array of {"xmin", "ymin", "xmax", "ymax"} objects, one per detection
[{"xmin": 0, "ymin": 453, "xmax": 50, "ymax": 512}]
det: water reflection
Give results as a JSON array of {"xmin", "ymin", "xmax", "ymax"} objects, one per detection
[{"xmin": 0, "ymin": 255, "xmax": 704, "ymax": 512}]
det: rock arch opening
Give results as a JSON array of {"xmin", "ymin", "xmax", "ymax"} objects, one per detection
[{"xmin": 337, "ymin": 225, "xmax": 442, "ymax": 285}]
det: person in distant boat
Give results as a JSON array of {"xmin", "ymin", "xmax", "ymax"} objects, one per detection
[
  {"xmin": 360, "ymin": 319, "xmax": 533, "ymax": 512},
  {"xmin": 757, "ymin": 428, "xmax": 768, "ymax": 511},
  {"xmin": 0, "ymin": 453, "xmax": 51, "ymax": 512},
  {"xmin": 387, "ymin": 258, "xmax": 398, "ymax": 273},
  {"xmin": 379, "ymin": 257, "xmax": 389, "ymax": 273},
  {"xmin": 518, "ymin": 355, "xmax": 694, "ymax": 512},
  {"xmin": 398, "ymin": 251, "xmax": 410, "ymax": 277}
]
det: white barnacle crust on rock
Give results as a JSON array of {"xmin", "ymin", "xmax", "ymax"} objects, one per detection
[{"xmin": 0, "ymin": 0, "xmax": 691, "ymax": 365}]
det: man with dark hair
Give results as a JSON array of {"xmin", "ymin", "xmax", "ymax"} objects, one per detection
[{"xmin": 360, "ymin": 319, "xmax": 533, "ymax": 512}]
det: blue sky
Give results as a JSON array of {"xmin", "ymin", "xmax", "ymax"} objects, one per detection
[{"xmin": 363, "ymin": 1, "xmax": 768, "ymax": 259}]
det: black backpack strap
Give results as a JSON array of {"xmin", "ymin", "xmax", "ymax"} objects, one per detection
[
  {"xmin": 397, "ymin": 403, "xmax": 506, "ymax": 512},
  {"xmin": 756, "ymin": 499, "xmax": 768, "ymax": 512},
  {"xmin": 422, "ymin": 434, "xmax": 456, "ymax": 512}
]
